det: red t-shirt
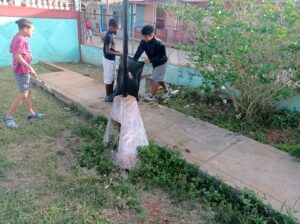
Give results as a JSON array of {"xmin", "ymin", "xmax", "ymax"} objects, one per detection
[
  {"xmin": 85, "ymin": 21, "xmax": 91, "ymax": 30},
  {"xmin": 10, "ymin": 33, "xmax": 32, "ymax": 75}
]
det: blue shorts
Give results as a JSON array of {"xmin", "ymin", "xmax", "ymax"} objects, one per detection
[{"xmin": 15, "ymin": 74, "xmax": 31, "ymax": 93}]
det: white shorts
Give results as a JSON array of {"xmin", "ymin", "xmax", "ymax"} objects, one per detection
[
  {"xmin": 85, "ymin": 29, "xmax": 92, "ymax": 37},
  {"xmin": 102, "ymin": 56, "xmax": 116, "ymax": 84}
]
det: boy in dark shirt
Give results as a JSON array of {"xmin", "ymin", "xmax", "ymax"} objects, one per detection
[
  {"xmin": 134, "ymin": 25, "xmax": 168, "ymax": 101},
  {"xmin": 103, "ymin": 18, "xmax": 122, "ymax": 102}
]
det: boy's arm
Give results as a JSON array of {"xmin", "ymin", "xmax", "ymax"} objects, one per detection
[
  {"xmin": 133, "ymin": 41, "xmax": 145, "ymax": 60},
  {"xmin": 105, "ymin": 44, "xmax": 122, "ymax": 56},
  {"xmin": 15, "ymin": 53, "xmax": 36, "ymax": 78}
]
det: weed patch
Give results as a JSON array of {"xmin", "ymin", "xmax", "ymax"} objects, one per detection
[{"xmin": 131, "ymin": 142, "xmax": 296, "ymax": 224}]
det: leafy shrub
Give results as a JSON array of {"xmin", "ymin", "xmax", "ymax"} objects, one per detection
[
  {"xmin": 263, "ymin": 110, "xmax": 300, "ymax": 129},
  {"xmin": 168, "ymin": 0, "xmax": 300, "ymax": 121}
]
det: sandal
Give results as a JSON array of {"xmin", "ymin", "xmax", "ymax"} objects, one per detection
[
  {"xmin": 27, "ymin": 113, "xmax": 46, "ymax": 120},
  {"xmin": 3, "ymin": 116, "xmax": 18, "ymax": 129}
]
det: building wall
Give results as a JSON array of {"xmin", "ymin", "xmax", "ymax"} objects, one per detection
[
  {"xmin": 278, "ymin": 94, "xmax": 300, "ymax": 112},
  {"xmin": 165, "ymin": 10, "xmax": 176, "ymax": 43},
  {"xmin": 0, "ymin": 6, "xmax": 80, "ymax": 67},
  {"xmin": 144, "ymin": 4, "xmax": 154, "ymax": 25}
]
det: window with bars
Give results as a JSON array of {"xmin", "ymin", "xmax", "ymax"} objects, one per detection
[{"xmin": 156, "ymin": 7, "xmax": 166, "ymax": 29}]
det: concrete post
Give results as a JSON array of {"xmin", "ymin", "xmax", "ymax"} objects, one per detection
[{"xmin": 103, "ymin": 95, "xmax": 149, "ymax": 169}]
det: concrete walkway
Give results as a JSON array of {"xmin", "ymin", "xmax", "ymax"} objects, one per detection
[{"xmin": 35, "ymin": 62, "xmax": 300, "ymax": 221}]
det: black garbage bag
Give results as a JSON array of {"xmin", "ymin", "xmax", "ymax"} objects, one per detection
[{"xmin": 107, "ymin": 56, "xmax": 144, "ymax": 101}]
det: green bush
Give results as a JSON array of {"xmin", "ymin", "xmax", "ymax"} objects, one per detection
[
  {"xmin": 168, "ymin": 0, "xmax": 300, "ymax": 122},
  {"xmin": 263, "ymin": 110, "xmax": 300, "ymax": 129}
]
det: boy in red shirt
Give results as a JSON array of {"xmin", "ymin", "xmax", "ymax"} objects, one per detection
[
  {"xmin": 3, "ymin": 18, "xmax": 45, "ymax": 129},
  {"xmin": 85, "ymin": 18, "xmax": 93, "ymax": 44}
]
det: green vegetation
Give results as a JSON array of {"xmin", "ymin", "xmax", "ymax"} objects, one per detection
[
  {"xmin": 0, "ymin": 66, "xmax": 205, "ymax": 223},
  {"xmin": 158, "ymin": 87, "xmax": 300, "ymax": 158},
  {"xmin": 0, "ymin": 66, "xmax": 116, "ymax": 223},
  {"xmin": 168, "ymin": 0, "xmax": 300, "ymax": 121},
  {"xmin": 132, "ymin": 142, "xmax": 296, "ymax": 224},
  {"xmin": 78, "ymin": 118, "xmax": 296, "ymax": 223}
]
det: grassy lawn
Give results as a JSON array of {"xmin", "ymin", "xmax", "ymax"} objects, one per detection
[
  {"xmin": 0, "ymin": 65, "xmax": 205, "ymax": 224},
  {"xmin": 56, "ymin": 62, "xmax": 103, "ymax": 82}
]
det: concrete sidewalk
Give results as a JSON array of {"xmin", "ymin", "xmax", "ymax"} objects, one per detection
[{"xmin": 35, "ymin": 63, "xmax": 300, "ymax": 221}]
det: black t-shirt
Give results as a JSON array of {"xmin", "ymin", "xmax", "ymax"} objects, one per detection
[
  {"xmin": 133, "ymin": 37, "xmax": 168, "ymax": 67},
  {"xmin": 103, "ymin": 32, "xmax": 116, "ymax": 61}
]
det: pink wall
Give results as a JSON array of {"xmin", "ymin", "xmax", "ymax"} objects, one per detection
[
  {"xmin": 165, "ymin": 10, "xmax": 176, "ymax": 43},
  {"xmin": 144, "ymin": 4, "xmax": 154, "ymax": 24},
  {"xmin": 135, "ymin": 2, "xmax": 207, "ymax": 44}
]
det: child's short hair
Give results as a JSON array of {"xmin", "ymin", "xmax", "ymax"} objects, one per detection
[
  {"xmin": 141, "ymin": 25, "xmax": 154, "ymax": 35},
  {"xmin": 109, "ymin": 18, "xmax": 119, "ymax": 28},
  {"xmin": 16, "ymin": 18, "xmax": 32, "ymax": 30}
]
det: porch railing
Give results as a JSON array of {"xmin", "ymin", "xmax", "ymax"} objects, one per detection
[{"xmin": 0, "ymin": 0, "xmax": 75, "ymax": 10}]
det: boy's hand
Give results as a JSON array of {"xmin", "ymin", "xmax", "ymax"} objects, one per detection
[
  {"xmin": 30, "ymin": 67, "xmax": 37, "ymax": 78},
  {"xmin": 116, "ymin": 51, "xmax": 122, "ymax": 56},
  {"xmin": 144, "ymin": 58, "xmax": 150, "ymax": 64}
]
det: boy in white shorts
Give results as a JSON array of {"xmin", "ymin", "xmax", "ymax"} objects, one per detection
[{"xmin": 102, "ymin": 18, "xmax": 122, "ymax": 102}]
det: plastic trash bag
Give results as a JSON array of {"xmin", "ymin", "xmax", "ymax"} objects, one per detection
[{"xmin": 107, "ymin": 56, "xmax": 144, "ymax": 101}]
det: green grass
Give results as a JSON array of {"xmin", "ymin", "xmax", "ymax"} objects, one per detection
[
  {"xmin": 1, "ymin": 62, "xmax": 295, "ymax": 223},
  {"xmin": 0, "ymin": 66, "xmax": 140, "ymax": 223},
  {"xmin": 132, "ymin": 142, "xmax": 296, "ymax": 224},
  {"xmin": 76, "ymin": 104, "xmax": 297, "ymax": 223},
  {"xmin": 0, "ymin": 66, "xmax": 116, "ymax": 223},
  {"xmin": 76, "ymin": 115, "xmax": 206, "ymax": 224},
  {"xmin": 0, "ymin": 65, "xmax": 206, "ymax": 224},
  {"xmin": 79, "ymin": 120, "xmax": 297, "ymax": 224},
  {"xmin": 55, "ymin": 62, "xmax": 103, "ymax": 81}
]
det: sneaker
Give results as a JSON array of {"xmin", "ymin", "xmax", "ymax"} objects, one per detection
[
  {"xmin": 3, "ymin": 116, "xmax": 18, "ymax": 129},
  {"xmin": 105, "ymin": 96, "xmax": 113, "ymax": 102},
  {"xmin": 27, "ymin": 113, "xmax": 46, "ymax": 120},
  {"xmin": 170, "ymin": 89, "xmax": 180, "ymax": 95},
  {"xmin": 144, "ymin": 94, "xmax": 156, "ymax": 102}
]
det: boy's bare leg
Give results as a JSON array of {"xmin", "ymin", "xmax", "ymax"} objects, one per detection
[
  {"xmin": 151, "ymin": 80, "xmax": 160, "ymax": 96},
  {"xmin": 24, "ymin": 92, "xmax": 35, "ymax": 115},
  {"xmin": 105, "ymin": 81, "xmax": 114, "ymax": 96},
  {"xmin": 6, "ymin": 92, "xmax": 29, "ymax": 117},
  {"xmin": 159, "ymin": 81, "xmax": 167, "ymax": 91}
]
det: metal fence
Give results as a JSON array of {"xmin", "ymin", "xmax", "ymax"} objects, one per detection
[{"xmin": 80, "ymin": 11, "xmax": 194, "ymax": 47}]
